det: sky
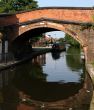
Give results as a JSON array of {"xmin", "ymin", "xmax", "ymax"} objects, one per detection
[
  {"xmin": 37, "ymin": 0, "xmax": 94, "ymax": 7},
  {"xmin": 36, "ymin": 0, "xmax": 94, "ymax": 38}
]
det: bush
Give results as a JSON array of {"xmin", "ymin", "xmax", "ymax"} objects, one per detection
[{"xmin": 0, "ymin": 0, "xmax": 38, "ymax": 13}]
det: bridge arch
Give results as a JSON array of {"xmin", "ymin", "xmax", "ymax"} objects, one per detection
[
  {"xmin": 13, "ymin": 19, "xmax": 85, "ymax": 47},
  {"xmin": 1, "ymin": 7, "xmax": 93, "ymax": 62}
]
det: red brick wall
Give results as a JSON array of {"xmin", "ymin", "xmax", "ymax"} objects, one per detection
[
  {"xmin": 16, "ymin": 9, "xmax": 93, "ymax": 23},
  {"xmin": 0, "ymin": 7, "xmax": 94, "ymax": 26}
]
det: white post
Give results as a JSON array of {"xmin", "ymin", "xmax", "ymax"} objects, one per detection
[
  {"xmin": 0, "ymin": 40, "xmax": 2, "ymax": 62},
  {"xmin": 0, "ymin": 40, "xmax": 2, "ymax": 54},
  {"xmin": 5, "ymin": 40, "xmax": 8, "ymax": 53}
]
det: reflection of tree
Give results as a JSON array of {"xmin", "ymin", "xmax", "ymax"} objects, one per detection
[
  {"xmin": 51, "ymin": 52, "xmax": 61, "ymax": 60},
  {"xmin": 13, "ymin": 60, "xmax": 47, "ymax": 82},
  {"xmin": 78, "ymin": 61, "xmax": 86, "ymax": 82},
  {"xmin": 66, "ymin": 47, "xmax": 85, "ymax": 83},
  {"xmin": 12, "ymin": 59, "xmax": 48, "ymax": 100},
  {"xmin": 66, "ymin": 47, "xmax": 82, "ymax": 70},
  {"xmin": 29, "ymin": 62, "xmax": 47, "ymax": 80}
]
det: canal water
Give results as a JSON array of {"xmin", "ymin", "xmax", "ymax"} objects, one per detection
[{"xmin": 0, "ymin": 47, "xmax": 93, "ymax": 110}]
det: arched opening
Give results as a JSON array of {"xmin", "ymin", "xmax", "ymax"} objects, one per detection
[{"xmin": 11, "ymin": 21, "xmax": 85, "ymax": 60}]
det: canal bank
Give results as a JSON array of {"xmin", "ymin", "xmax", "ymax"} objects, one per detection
[
  {"xmin": 86, "ymin": 64, "xmax": 94, "ymax": 110},
  {"xmin": 0, "ymin": 47, "xmax": 52, "ymax": 71}
]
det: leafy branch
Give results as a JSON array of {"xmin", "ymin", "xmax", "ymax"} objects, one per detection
[{"xmin": 80, "ymin": 23, "xmax": 94, "ymax": 31}]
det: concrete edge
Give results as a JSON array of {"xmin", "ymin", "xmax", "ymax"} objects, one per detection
[{"xmin": 0, "ymin": 48, "xmax": 51, "ymax": 71}]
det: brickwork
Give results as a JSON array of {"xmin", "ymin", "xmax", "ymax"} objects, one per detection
[
  {"xmin": 0, "ymin": 7, "xmax": 94, "ymax": 110},
  {"xmin": 0, "ymin": 7, "xmax": 94, "ymax": 26},
  {"xmin": 0, "ymin": 7, "xmax": 94, "ymax": 62}
]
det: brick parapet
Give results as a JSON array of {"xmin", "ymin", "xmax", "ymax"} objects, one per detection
[{"xmin": 0, "ymin": 7, "xmax": 94, "ymax": 26}]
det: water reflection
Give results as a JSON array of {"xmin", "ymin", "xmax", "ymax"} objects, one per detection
[
  {"xmin": 66, "ymin": 47, "xmax": 82, "ymax": 71},
  {"xmin": 51, "ymin": 51, "xmax": 61, "ymax": 60},
  {"xmin": 13, "ymin": 73, "xmax": 83, "ymax": 101},
  {"xmin": 0, "ymin": 47, "xmax": 93, "ymax": 110},
  {"xmin": 43, "ymin": 49, "xmax": 84, "ymax": 83}
]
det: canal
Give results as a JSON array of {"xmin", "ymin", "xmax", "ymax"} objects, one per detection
[{"xmin": 0, "ymin": 47, "xmax": 93, "ymax": 110}]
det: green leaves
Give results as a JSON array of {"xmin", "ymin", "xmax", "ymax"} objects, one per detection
[
  {"xmin": 65, "ymin": 34, "xmax": 80, "ymax": 47},
  {"xmin": 0, "ymin": 0, "xmax": 38, "ymax": 13},
  {"xmin": 80, "ymin": 23, "xmax": 94, "ymax": 31}
]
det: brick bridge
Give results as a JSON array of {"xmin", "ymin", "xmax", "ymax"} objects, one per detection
[{"xmin": 0, "ymin": 7, "xmax": 94, "ymax": 62}]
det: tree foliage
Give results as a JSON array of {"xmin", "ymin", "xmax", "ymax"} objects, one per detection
[
  {"xmin": 65, "ymin": 33, "xmax": 80, "ymax": 47},
  {"xmin": 31, "ymin": 35, "xmax": 42, "ymax": 43},
  {"xmin": 0, "ymin": 0, "xmax": 38, "ymax": 13},
  {"xmin": 80, "ymin": 23, "xmax": 94, "ymax": 31},
  {"xmin": 66, "ymin": 46, "xmax": 82, "ymax": 70},
  {"xmin": 58, "ymin": 38, "xmax": 65, "ymax": 43}
]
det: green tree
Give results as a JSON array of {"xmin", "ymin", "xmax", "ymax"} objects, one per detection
[
  {"xmin": 66, "ymin": 46, "xmax": 82, "ymax": 70},
  {"xmin": 0, "ymin": 0, "xmax": 38, "ymax": 13},
  {"xmin": 31, "ymin": 35, "xmax": 42, "ymax": 43},
  {"xmin": 65, "ymin": 33, "xmax": 80, "ymax": 47},
  {"xmin": 58, "ymin": 38, "xmax": 64, "ymax": 43}
]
